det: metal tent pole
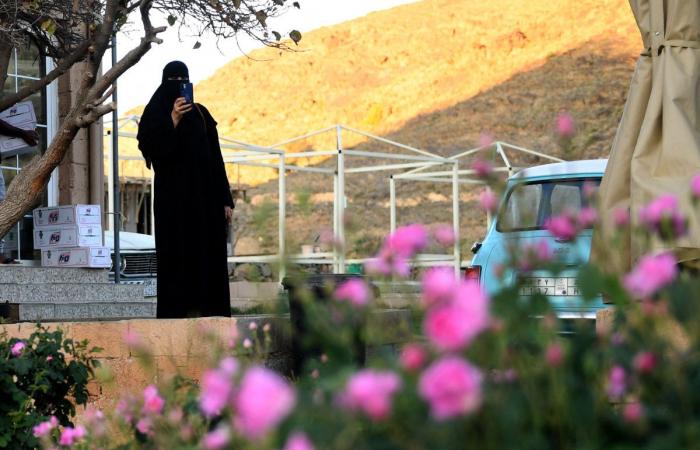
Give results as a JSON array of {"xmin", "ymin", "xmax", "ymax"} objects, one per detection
[
  {"xmin": 389, "ymin": 176, "xmax": 396, "ymax": 233},
  {"xmin": 111, "ymin": 34, "xmax": 121, "ymax": 283},
  {"xmin": 452, "ymin": 162, "xmax": 461, "ymax": 276},
  {"xmin": 336, "ymin": 125, "xmax": 345, "ymax": 273},
  {"xmin": 278, "ymin": 155, "xmax": 286, "ymax": 282}
]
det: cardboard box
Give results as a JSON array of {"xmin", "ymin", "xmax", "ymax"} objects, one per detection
[
  {"xmin": 33, "ymin": 225, "xmax": 102, "ymax": 249},
  {"xmin": 0, "ymin": 101, "xmax": 37, "ymax": 158},
  {"xmin": 33, "ymin": 205, "xmax": 101, "ymax": 228},
  {"xmin": 41, "ymin": 247, "xmax": 111, "ymax": 268}
]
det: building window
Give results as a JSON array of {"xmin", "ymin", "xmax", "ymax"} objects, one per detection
[{"xmin": 1, "ymin": 45, "xmax": 49, "ymax": 260}]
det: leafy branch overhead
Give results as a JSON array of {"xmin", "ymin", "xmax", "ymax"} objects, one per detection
[{"xmin": 0, "ymin": 0, "xmax": 302, "ymax": 239}]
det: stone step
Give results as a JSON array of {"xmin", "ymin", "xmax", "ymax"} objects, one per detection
[
  {"xmin": 0, "ymin": 266, "xmax": 109, "ymax": 284},
  {"xmin": 19, "ymin": 301, "xmax": 156, "ymax": 321},
  {"xmin": 0, "ymin": 283, "xmax": 144, "ymax": 304}
]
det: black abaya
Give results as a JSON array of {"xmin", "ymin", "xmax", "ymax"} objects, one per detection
[{"xmin": 137, "ymin": 62, "xmax": 233, "ymax": 318}]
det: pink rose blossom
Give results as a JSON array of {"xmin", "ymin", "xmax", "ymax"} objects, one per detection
[
  {"xmin": 424, "ymin": 280, "xmax": 490, "ymax": 352},
  {"xmin": 365, "ymin": 247, "xmax": 410, "ymax": 278},
  {"xmin": 284, "ymin": 431, "xmax": 315, "ymax": 450},
  {"xmin": 234, "ymin": 366, "xmax": 296, "ymax": 440},
  {"xmin": 32, "ymin": 416, "xmax": 58, "ymax": 438},
  {"xmin": 470, "ymin": 158, "xmax": 494, "ymax": 179},
  {"xmin": 613, "ymin": 208, "xmax": 630, "ymax": 228},
  {"xmin": 692, "ymin": 174, "xmax": 700, "ymax": 199},
  {"xmin": 421, "ymin": 267, "xmax": 458, "ymax": 307},
  {"xmin": 340, "ymin": 370, "xmax": 402, "ymax": 421},
  {"xmin": 46, "ymin": 355, "xmax": 53, "ymax": 362},
  {"xmin": 136, "ymin": 417, "xmax": 153, "ymax": 436},
  {"xmin": 583, "ymin": 182, "xmax": 598, "ymax": 199},
  {"xmin": 520, "ymin": 240, "xmax": 553, "ymax": 271},
  {"xmin": 249, "ymin": 322, "xmax": 258, "ymax": 330},
  {"xmin": 58, "ymin": 426, "xmax": 86, "ymax": 446},
  {"xmin": 10, "ymin": 341, "xmax": 25, "ymax": 356},
  {"xmin": 142, "ymin": 385, "xmax": 165, "ymax": 415},
  {"xmin": 623, "ymin": 252, "xmax": 677, "ymax": 299},
  {"xmin": 334, "ymin": 279, "xmax": 372, "ymax": 307},
  {"xmin": 577, "ymin": 207, "xmax": 598, "ymax": 228},
  {"xmin": 623, "ymin": 402, "xmax": 644, "ymax": 424},
  {"xmin": 433, "ymin": 224, "xmax": 456, "ymax": 247},
  {"xmin": 545, "ymin": 214, "xmax": 578, "ymax": 241},
  {"xmin": 387, "ymin": 224, "xmax": 428, "ymax": 258},
  {"xmin": 400, "ymin": 344, "xmax": 427, "ymax": 372},
  {"xmin": 633, "ymin": 352, "xmax": 656, "ymax": 374},
  {"xmin": 478, "ymin": 188, "xmax": 498, "ymax": 214},
  {"xmin": 243, "ymin": 338, "xmax": 252, "ymax": 349},
  {"xmin": 556, "ymin": 111, "xmax": 576, "ymax": 138},
  {"xmin": 639, "ymin": 194, "xmax": 687, "ymax": 239},
  {"xmin": 478, "ymin": 132, "xmax": 494, "ymax": 149},
  {"xmin": 419, "ymin": 356, "xmax": 483, "ymax": 420},
  {"xmin": 607, "ymin": 365, "xmax": 626, "ymax": 399},
  {"xmin": 123, "ymin": 330, "xmax": 141, "ymax": 346},
  {"xmin": 202, "ymin": 426, "xmax": 231, "ymax": 449},
  {"xmin": 200, "ymin": 369, "xmax": 234, "ymax": 417},
  {"xmin": 545, "ymin": 343, "xmax": 564, "ymax": 368}
]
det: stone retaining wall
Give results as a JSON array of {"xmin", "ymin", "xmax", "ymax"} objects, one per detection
[{"xmin": 1, "ymin": 310, "xmax": 412, "ymax": 414}]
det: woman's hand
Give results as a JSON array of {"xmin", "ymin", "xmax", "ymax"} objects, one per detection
[
  {"xmin": 171, "ymin": 97, "xmax": 192, "ymax": 128},
  {"xmin": 225, "ymin": 206, "xmax": 233, "ymax": 223}
]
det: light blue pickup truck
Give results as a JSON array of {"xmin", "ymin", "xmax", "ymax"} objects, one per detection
[{"xmin": 468, "ymin": 159, "xmax": 608, "ymax": 319}]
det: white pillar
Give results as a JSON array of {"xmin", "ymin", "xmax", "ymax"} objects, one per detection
[
  {"xmin": 389, "ymin": 176, "xmax": 396, "ymax": 233},
  {"xmin": 278, "ymin": 155, "xmax": 286, "ymax": 282},
  {"xmin": 336, "ymin": 125, "xmax": 345, "ymax": 273}
]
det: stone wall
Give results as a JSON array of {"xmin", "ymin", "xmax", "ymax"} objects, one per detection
[{"xmin": 0, "ymin": 310, "xmax": 412, "ymax": 414}]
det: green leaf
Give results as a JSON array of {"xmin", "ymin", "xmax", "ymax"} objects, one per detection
[
  {"xmin": 193, "ymin": 41, "xmax": 202, "ymax": 50},
  {"xmin": 272, "ymin": 31, "xmax": 281, "ymax": 41},
  {"xmin": 233, "ymin": 0, "xmax": 241, "ymax": 9},
  {"xmin": 293, "ymin": 1, "xmax": 300, "ymax": 8},
  {"xmin": 289, "ymin": 29, "xmax": 302, "ymax": 44},
  {"xmin": 273, "ymin": 0, "xmax": 284, "ymax": 4},
  {"xmin": 167, "ymin": 14, "xmax": 177, "ymax": 26},
  {"xmin": 40, "ymin": 19, "xmax": 58, "ymax": 36}
]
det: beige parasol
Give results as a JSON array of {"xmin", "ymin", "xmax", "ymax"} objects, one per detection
[{"xmin": 595, "ymin": 0, "xmax": 700, "ymax": 272}]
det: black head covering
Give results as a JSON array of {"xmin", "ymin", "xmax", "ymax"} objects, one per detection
[{"xmin": 137, "ymin": 61, "xmax": 191, "ymax": 168}]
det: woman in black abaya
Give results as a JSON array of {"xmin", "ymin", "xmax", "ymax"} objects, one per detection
[{"xmin": 137, "ymin": 61, "xmax": 234, "ymax": 318}]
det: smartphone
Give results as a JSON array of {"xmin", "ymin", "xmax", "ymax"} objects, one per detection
[{"xmin": 179, "ymin": 82, "xmax": 194, "ymax": 104}]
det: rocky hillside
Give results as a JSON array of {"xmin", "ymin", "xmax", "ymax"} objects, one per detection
[{"xmin": 118, "ymin": 0, "xmax": 642, "ymax": 258}]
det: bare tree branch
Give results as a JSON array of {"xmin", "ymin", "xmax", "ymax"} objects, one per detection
[{"xmin": 75, "ymin": 101, "xmax": 116, "ymax": 127}]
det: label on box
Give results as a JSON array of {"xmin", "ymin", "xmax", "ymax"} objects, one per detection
[
  {"xmin": 33, "ymin": 205, "xmax": 101, "ymax": 228},
  {"xmin": 34, "ymin": 225, "xmax": 102, "ymax": 249},
  {"xmin": 0, "ymin": 101, "xmax": 37, "ymax": 157},
  {"xmin": 41, "ymin": 247, "xmax": 111, "ymax": 268}
]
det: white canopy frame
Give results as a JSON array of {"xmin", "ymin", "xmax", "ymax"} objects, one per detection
[{"xmin": 105, "ymin": 119, "xmax": 563, "ymax": 282}]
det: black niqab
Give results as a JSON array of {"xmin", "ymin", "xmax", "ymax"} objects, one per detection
[{"xmin": 137, "ymin": 61, "xmax": 234, "ymax": 319}]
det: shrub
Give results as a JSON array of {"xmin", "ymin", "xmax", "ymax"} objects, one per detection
[{"xmin": 0, "ymin": 325, "xmax": 100, "ymax": 449}]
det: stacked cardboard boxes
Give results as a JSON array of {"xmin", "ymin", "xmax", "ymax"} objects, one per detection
[{"xmin": 32, "ymin": 205, "xmax": 111, "ymax": 268}]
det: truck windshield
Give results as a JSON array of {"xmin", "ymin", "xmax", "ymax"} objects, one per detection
[{"xmin": 496, "ymin": 178, "xmax": 601, "ymax": 232}]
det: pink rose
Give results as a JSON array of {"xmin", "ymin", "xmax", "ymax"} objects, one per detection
[
  {"xmin": 639, "ymin": 194, "xmax": 687, "ymax": 239},
  {"xmin": 202, "ymin": 426, "xmax": 231, "ymax": 449},
  {"xmin": 478, "ymin": 188, "xmax": 498, "ymax": 214},
  {"xmin": 424, "ymin": 280, "xmax": 490, "ymax": 352},
  {"xmin": 556, "ymin": 111, "xmax": 576, "ymax": 138},
  {"xmin": 419, "ymin": 356, "xmax": 483, "ymax": 420},
  {"xmin": 10, "ymin": 341, "xmax": 25, "ymax": 356},
  {"xmin": 545, "ymin": 214, "xmax": 578, "ymax": 241},
  {"xmin": 633, "ymin": 352, "xmax": 656, "ymax": 374},
  {"xmin": 545, "ymin": 343, "xmax": 564, "ymax": 368},
  {"xmin": 421, "ymin": 267, "xmax": 458, "ymax": 307},
  {"xmin": 400, "ymin": 343, "xmax": 427, "ymax": 372},
  {"xmin": 470, "ymin": 158, "xmax": 494, "ymax": 179},
  {"xmin": 142, "ymin": 385, "xmax": 165, "ymax": 415},
  {"xmin": 136, "ymin": 418, "xmax": 153, "ymax": 436},
  {"xmin": 58, "ymin": 426, "xmax": 86, "ymax": 446},
  {"xmin": 577, "ymin": 207, "xmax": 598, "ymax": 228},
  {"xmin": 623, "ymin": 252, "xmax": 677, "ymax": 299},
  {"xmin": 200, "ymin": 369, "xmax": 234, "ymax": 417},
  {"xmin": 340, "ymin": 369, "xmax": 402, "ymax": 421},
  {"xmin": 123, "ymin": 330, "xmax": 141, "ymax": 346},
  {"xmin": 692, "ymin": 174, "xmax": 700, "ymax": 199},
  {"xmin": 623, "ymin": 402, "xmax": 644, "ymax": 424},
  {"xmin": 387, "ymin": 224, "xmax": 428, "ymax": 258},
  {"xmin": 607, "ymin": 365, "xmax": 626, "ymax": 399},
  {"xmin": 284, "ymin": 431, "xmax": 315, "ymax": 450},
  {"xmin": 433, "ymin": 224, "xmax": 456, "ymax": 247},
  {"xmin": 334, "ymin": 279, "xmax": 372, "ymax": 307},
  {"xmin": 234, "ymin": 366, "xmax": 296, "ymax": 440},
  {"xmin": 32, "ymin": 416, "xmax": 58, "ymax": 438}
]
